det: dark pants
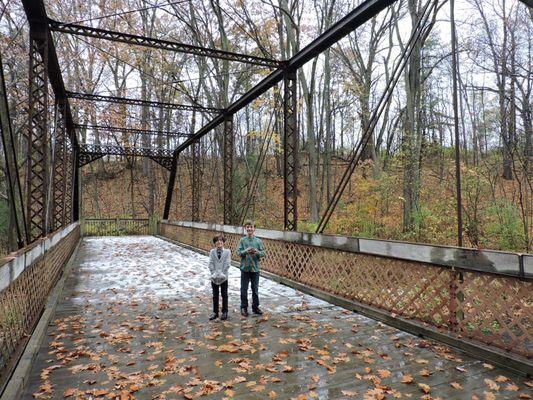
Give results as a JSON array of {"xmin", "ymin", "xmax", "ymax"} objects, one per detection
[
  {"xmin": 240, "ymin": 270, "xmax": 260, "ymax": 310},
  {"xmin": 211, "ymin": 280, "xmax": 228, "ymax": 314}
]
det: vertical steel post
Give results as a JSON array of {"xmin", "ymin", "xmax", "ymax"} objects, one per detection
[
  {"xmin": 163, "ymin": 152, "xmax": 178, "ymax": 220},
  {"xmin": 51, "ymin": 100, "xmax": 67, "ymax": 230},
  {"xmin": 0, "ymin": 52, "xmax": 27, "ymax": 247},
  {"xmin": 283, "ymin": 71, "xmax": 298, "ymax": 231},
  {"xmin": 64, "ymin": 124, "xmax": 74, "ymax": 224},
  {"xmin": 223, "ymin": 114, "xmax": 234, "ymax": 225},
  {"xmin": 191, "ymin": 140, "xmax": 201, "ymax": 222},
  {"xmin": 72, "ymin": 146, "xmax": 79, "ymax": 222},
  {"xmin": 26, "ymin": 26, "xmax": 49, "ymax": 242}
]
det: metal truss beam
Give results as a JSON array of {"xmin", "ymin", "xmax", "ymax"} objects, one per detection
[
  {"xmin": 0, "ymin": 52, "xmax": 28, "ymax": 247},
  {"xmin": 22, "ymin": 0, "xmax": 77, "ymax": 148},
  {"xmin": 162, "ymin": 153, "xmax": 178, "ymax": 220},
  {"xmin": 48, "ymin": 19, "xmax": 280, "ymax": 68},
  {"xmin": 26, "ymin": 29, "xmax": 49, "ymax": 242},
  {"xmin": 223, "ymin": 115, "xmax": 234, "ymax": 225},
  {"xmin": 67, "ymin": 91, "xmax": 221, "ymax": 113},
  {"xmin": 174, "ymin": 0, "xmax": 397, "ymax": 155},
  {"xmin": 51, "ymin": 101, "xmax": 68, "ymax": 231},
  {"xmin": 283, "ymin": 72, "xmax": 298, "ymax": 231},
  {"xmin": 78, "ymin": 143, "xmax": 173, "ymax": 170},
  {"xmin": 191, "ymin": 141, "xmax": 201, "ymax": 222},
  {"xmin": 74, "ymin": 124, "xmax": 192, "ymax": 138}
]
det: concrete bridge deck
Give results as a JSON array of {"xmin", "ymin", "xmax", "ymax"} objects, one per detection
[{"xmin": 23, "ymin": 237, "xmax": 531, "ymax": 399}]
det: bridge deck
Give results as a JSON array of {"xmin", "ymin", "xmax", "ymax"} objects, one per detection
[{"xmin": 24, "ymin": 237, "xmax": 531, "ymax": 399}]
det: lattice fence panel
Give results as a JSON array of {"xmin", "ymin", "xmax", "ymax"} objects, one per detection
[
  {"xmin": 456, "ymin": 272, "xmax": 532, "ymax": 357},
  {"xmin": 0, "ymin": 225, "xmax": 80, "ymax": 380},
  {"xmin": 159, "ymin": 223, "xmax": 531, "ymax": 358}
]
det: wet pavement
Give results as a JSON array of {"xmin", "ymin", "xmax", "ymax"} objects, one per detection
[{"xmin": 24, "ymin": 236, "xmax": 532, "ymax": 399}]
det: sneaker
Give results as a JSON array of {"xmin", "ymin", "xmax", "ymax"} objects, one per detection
[
  {"xmin": 221, "ymin": 312, "xmax": 228, "ymax": 320},
  {"xmin": 240, "ymin": 308, "xmax": 249, "ymax": 317},
  {"xmin": 209, "ymin": 313, "xmax": 218, "ymax": 320},
  {"xmin": 252, "ymin": 307, "xmax": 263, "ymax": 315}
]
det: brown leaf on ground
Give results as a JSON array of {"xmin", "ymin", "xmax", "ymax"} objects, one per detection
[
  {"xmin": 341, "ymin": 390, "xmax": 358, "ymax": 397},
  {"xmin": 283, "ymin": 365, "xmax": 295, "ymax": 373},
  {"xmin": 378, "ymin": 369, "xmax": 391, "ymax": 378},
  {"xmin": 450, "ymin": 382, "xmax": 463, "ymax": 390},
  {"xmin": 401, "ymin": 374, "xmax": 414, "ymax": 384},
  {"xmin": 484, "ymin": 379, "xmax": 500, "ymax": 391},
  {"xmin": 224, "ymin": 389, "xmax": 235, "ymax": 397},
  {"xmin": 505, "ymin": 383, "xmax": 519, "ymax": 391},
  {"xmin": 494, "ymin": 375, "xmax": 509, "ymax": 383},
  {"xmin": 482, "ymin": 363, "xmax": 494, "ymax": 370},
  {"xmin": 484, "ymin": 391, "xmax": 496, "ymax": 400},
  {"xmin": 311, "ymin": 375, "xmax": 320, "ymax": 383},
  {"xmin": 63, "ymin": 388, "xmax": 76, "ymax": 398},
  {"xmin": 419, "ymin": 369, "xmax": 431, "ymax": 377},
  {"xmin": 268, "ymin": 391, "xmax": 278, "ymax": 398},
  {"xmin": 518, "ymin": 394, "xmax": 532, "ymax": 399},
  {"xmin": 418, "ymin": 383, "xmax": 431, "ymax": 393}
]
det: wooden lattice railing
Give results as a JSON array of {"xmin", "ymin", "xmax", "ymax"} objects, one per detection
[
  {"xmin": 82, "ymin": 218, "xmax": 151, "ymax": 236},
  {"xmin": 0, "ymin": 223, "xmax": 80, "ymax": 389},
  {"xmin": 159, "ymin": 221, "xmax": 532, "ymax": 362}
]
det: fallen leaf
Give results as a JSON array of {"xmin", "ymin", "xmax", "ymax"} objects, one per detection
[
  {"xmin": 505, "ymin": 384, "xmax": 519, "ymax": 391},
  {"xmin": 341, "ymin": 390, "xmax": 358, "ymax": 397},
  {"xmin": 419, "ymin": 369, "xmax": 431, "ymax": 377},
  {"xmin": 63, "ymin": 388, "xmax": 76, "ymax": 398},
  {"xmin": 494, "ymin": 375, "xmax": 509, "ymax": 383},
  {"xmin": 484, "ymin": 391, "xmax": 496, "ymax": 400},
  {"xmin": 518, "ymin": 394, "xmax": 532, "ymax": 399},
  {"xmin": 224, "ymin": 389, "xmax": 235, "ymax": 397},
  {"xmin": 418, "ymin": 383, "xmax": 431, "ymax": 393},
  {"xmin": 450, "ymin": 382, "xmax": 463, "ymax": 390},
  {"xmin": 482, "ymin": 363, "xmax": 494, "ymax": 370},
  {"xmin": 268, "ymin": 391, "xmax": 277, "ymax": 398},
  {"xmin": 378, "ymin": 369, "xmax": 391, "ymax": 378},
  {"xmin": 401, "ymin": 374, "xmax": 414, "ymax": 384},
  {"xmin": 484, "ymin": 379, "xmax": 500, "ymax": 391}
]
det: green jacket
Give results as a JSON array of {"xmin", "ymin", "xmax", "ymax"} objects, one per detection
[{"xmin": 237, "ymin": 236, "xmax": 265, "ymax": 272}]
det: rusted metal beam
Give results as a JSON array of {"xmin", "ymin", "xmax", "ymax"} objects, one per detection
[
  {"xmin": 48, "ymin": 19, "xmax": 280, "ymax": 68},
  {"xmin": 78, "ymin": 143, "xmax": 173, "ymax": 170},
  {"xmin": 74, "ymin": 124, "xmax": 192, "ymax": 138},
  {"xmin": 67, "ymin": 91, "xmax": 221, "ymax": 113},
  {"xmin": 223, "ymin": 115, "xmax": 234, "ymax": 225},
  {"xmin": 283, "ymin": 71, "xmax": 298, "ymax": 231}
]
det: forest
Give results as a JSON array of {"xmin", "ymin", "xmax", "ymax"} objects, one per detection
[{"xmin": 0, "ymin": 0, "xmax": 531, "ymax": 254}]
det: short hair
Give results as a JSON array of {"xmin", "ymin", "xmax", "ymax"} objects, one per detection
[
  {"xmin": 212, "ymin": 235, "xmax": 226, "ymax": 244},
  {"xmin": 244, "ymin": 220, "xmax": 256, "ymax": 227}
]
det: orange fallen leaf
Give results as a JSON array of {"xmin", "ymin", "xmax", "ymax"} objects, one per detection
[
  {"xmin": 401, "ymin": 374, "xmax": 414, "ymax": 384},
  {"xmin": 63, "ymin": 388, "xmax": 76, "ymax": 398},
  {"xmin": 378, "ymin": 369, "xmax": 391, "ymax": 378},
  {"xmin": 268, "ymin": 391, "xmax": 278, "ymax": 398},
  {"xmin": 484, "ymin": 379, "xmax": 500, "ymax": 391},
  {"xmin": 450, "ymin": 382, "xmax": 463, "ymax": 390},
  {"xmin": 484, "ymin": 391, "xmax": 496, "ymax": 400},
  {"xmin": 224, "ymin": 389, "xmax": 235, "ymax": 396},
  {"xmin": 482, "ymin": 363, "xmax": 494, "ymax": 370},
  {"xmin": 341, "ymin": 390, "xmax": 358, "ymax": 397},
  {"xmin": 418, "ymin": 383, "xmax": 431, "ymax": 393},
  {"xmin": 505, "ymin": 384, "xmax": 519, "ymax": 391},
  {"xmin": 419, "ymin": 369, "xmax": 431, "ymax": 377},
  {"xmin": 283, "ymin": 365, "xmax": 294, "ymax": 373},
  {"xmin": 518, "ymin": 394, "xmax": 532, "ymax": 399},
  {"xmin": 494, "ymin": 375, "xmax": 509, "ymax": 383}
]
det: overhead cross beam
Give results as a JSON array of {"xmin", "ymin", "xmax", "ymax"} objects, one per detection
[
  {"xmin": 48, "ymin": 19, "xmax": 281, "ymax": 68},
  {"xmin": 78, "ymin": 143, "xmax": 173, "ymax": 170},
  {"xmin": 174, "ymin": 0, "xmax": 397, "ymax": 155},
  {"xmin": 74, "ymin": 124, "xmax": 192, "ymax": 138},
  {"xmin": 67, "ymin": 91, "xmax": 221, "ymax": 113}
]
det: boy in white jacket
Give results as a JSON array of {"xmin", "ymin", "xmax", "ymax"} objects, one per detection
[{"xmin": 208, "ymin": 235, "xmax": 231, "ymax": 320}]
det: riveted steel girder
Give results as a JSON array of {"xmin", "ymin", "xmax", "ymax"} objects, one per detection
[{"xmin": 48, "ymin": 19, "xmax": 280, "ymax": 68}]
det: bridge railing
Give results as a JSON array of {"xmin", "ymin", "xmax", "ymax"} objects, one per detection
[
  {"xmin": 0, "ymin": 223, "xmax": 80, "ymax": 390},
  {"xmin": 158, "ymin": 220, "xmax": 532, "ymax": 369},
  {"xmin": 82, "ymin": 218, "xmax": 151, "ymax": 236}
]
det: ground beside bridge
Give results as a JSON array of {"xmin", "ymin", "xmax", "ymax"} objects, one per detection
[{"xmin": 24, "ymin": 236, "xmax": 531, "ymax": 399}]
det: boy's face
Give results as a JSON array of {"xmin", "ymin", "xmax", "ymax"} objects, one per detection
[
  {"xmin": 215, "ymin": 238, "xmax": 225, "ymax": 249},
  {"xmin": 245, "ymin": 224, "xmax": 255, "ymax": 236}
]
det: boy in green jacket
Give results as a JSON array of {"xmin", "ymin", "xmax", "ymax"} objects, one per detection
[{"xmin": 237, "ymin": 220, "xmax": 265, "ymax": 317}]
